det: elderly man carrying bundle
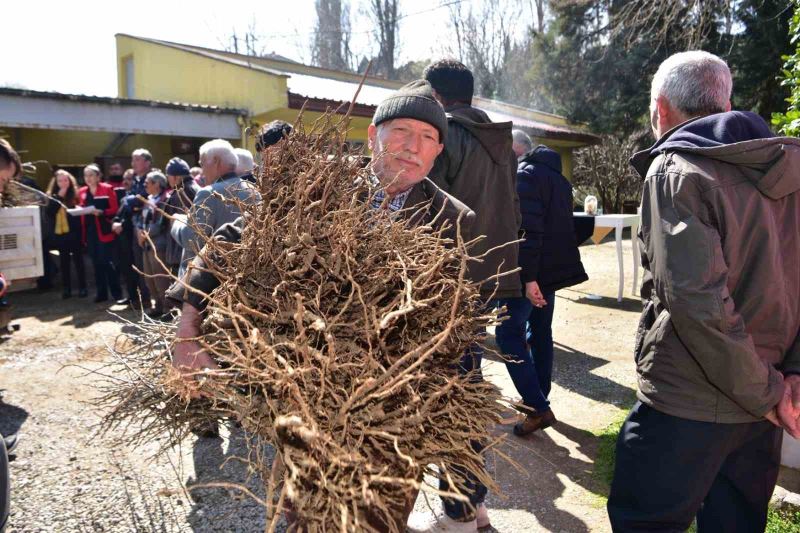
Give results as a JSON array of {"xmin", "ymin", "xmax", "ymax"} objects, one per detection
[{"xmin": 165, "ymin": 80, "xmax": 483, "ymax": 530}]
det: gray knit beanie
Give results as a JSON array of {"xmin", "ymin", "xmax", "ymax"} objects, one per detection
[{"xmin": 373, "ymin": 80, "xmax": 448, "ymax": 142}]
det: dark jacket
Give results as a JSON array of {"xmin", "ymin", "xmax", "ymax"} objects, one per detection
[
  {"xmin": 517, "ymin": 146, "xmax": 587, "ymax": 294},
  {"xmin": 429, "ymin": 104, "xmax": 521, "ymax": 300},
  {"xmin": 44, "ymin": 193, "xmax": 81, "ymax": 246},
  {"xmin": 166, "ymin": 178, "xmax": 475, "ymax": 311},
  {"xmin": 164, "ymin": 177, "xmax": 200, "ymax": 266},
  {"xmin": 113, "ymin": 174, "xmax": 148, "ymax": 233},
  {"xmin": 631, "ymin": 111, "xmax": 800, "ymax": 423},
  {"xmin": 139, "ymin": 191, "xmax": 170, "ymax": 253}
]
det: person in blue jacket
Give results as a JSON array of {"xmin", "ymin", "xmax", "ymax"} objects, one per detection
[{"xmin": 495, "ymin": 130, "xmax": 588, "ymax": 436}]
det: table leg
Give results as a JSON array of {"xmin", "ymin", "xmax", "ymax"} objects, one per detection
[
  {"xmin": 631, "ymin": 220, "xmax": 640, "ymax": 297},
  {"xmin": 616, "ymin": 225, "xmax": 624, "ymax": 302}
]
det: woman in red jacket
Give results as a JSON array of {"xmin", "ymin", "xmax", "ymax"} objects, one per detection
[{"xmin": 79, "ymin": 164, "xmax": 122, "ymax": 303}]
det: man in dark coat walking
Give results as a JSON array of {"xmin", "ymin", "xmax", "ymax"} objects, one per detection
[{"xmin": 495, "ymin": 130, "xmax": 587, "ymax": 436}]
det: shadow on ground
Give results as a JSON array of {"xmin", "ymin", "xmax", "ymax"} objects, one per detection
[
  {"xmin": 8, "ymin": 287, "xmax": 139, "ymax": 329},
  {"xmin": 0, "ymin": 396, "xmax": 28, "ymax": 440},
  {"xmin": 186, "ymin": 424, "xmax": 278, "ymax": 532},
  {"xmin": 482, "ymin": 419, "xmax": 607, "ymax": 532}
]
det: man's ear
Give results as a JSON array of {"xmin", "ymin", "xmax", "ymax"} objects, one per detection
[
  {"xmin": 435, "ymin": 143, "xmax": 444, "ymax": 157},
  {"xmin": 656, "ymin": 95, "xmax": 671, "ymax": 124},
  {"xmin": 367, "ymin": 123, "xmax": 377, "ymax": 151},
  {"xmin": 724, "ymin": 100, "xmax": 732, "ymax": 112}
]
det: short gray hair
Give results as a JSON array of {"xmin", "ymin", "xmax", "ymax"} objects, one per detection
[
  {"xmin": 512, "ymin": 129, "xmax": 533, "ymax": 153},
  {"xmin": 145, "ymin": 170, "xmax": 167, "ymax": 191},
  {"xmin": 132, "ymin": 148, "xmax": 153, "ymax": 162},
  {"xmin": 650, "ymin": 51, "xmax": 732, "ymax": 117},
  {"xmin": 234, "ymin": 148, "xmax": 254, "ymax": 175},
  {"xmin": 199, "ymin": 139, "xmax": 238, "ymax": 170}
]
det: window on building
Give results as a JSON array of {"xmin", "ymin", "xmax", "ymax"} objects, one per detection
[{"xmin": 123, "ymin": 56, "xmax": 135, "ymax": 98}]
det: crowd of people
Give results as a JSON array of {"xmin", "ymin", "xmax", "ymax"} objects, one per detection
[
  {"xmin": 2, "ymin": 48, "xmax": 800, "ymax": 533},
  {"xmin": 33, "ymin": 123, "xmax": 290, "ymax": 319}
]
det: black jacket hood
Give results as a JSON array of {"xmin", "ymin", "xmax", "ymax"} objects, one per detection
[{"xmin": 519, "ymin": 145, "xmax": 563, "ymax": 174}]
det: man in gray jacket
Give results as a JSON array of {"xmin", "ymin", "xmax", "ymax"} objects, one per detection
[
  {"xmin": 171, "ymin": 139, "xmax": 260, "ymax": 276},
  {"xmin": 608, "ymin": 51, "xmax": 800, "ymax": 532}
]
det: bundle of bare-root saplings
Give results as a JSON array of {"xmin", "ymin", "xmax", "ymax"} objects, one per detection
[{"xmin": 96, "ymin": 113, "xmax": 504, "ymax": 532}]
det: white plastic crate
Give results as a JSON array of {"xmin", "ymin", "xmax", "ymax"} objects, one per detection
[{"xmin": 0, "ymin": 206, "xmax": 44, "ymax": 281}]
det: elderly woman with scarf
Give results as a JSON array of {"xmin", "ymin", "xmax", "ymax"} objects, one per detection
[{"xmin": 138, "ymin": 170, "xmax": 171, "ymax": 318}]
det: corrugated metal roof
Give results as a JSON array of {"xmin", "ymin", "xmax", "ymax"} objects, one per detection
[
  {"xmin": 283, "ymin": 72, "xmax": 394, "ymax": 107},
  {"xmin": 0, "ymin": 87, "xmax": 247, "ymax": 115}
]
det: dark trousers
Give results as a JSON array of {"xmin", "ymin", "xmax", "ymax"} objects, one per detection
[
  {"xmin": 495, "ymin": 293, "xmax": 556, "ymax": 412},
  {"xmin": 115, "ymin": 228, "xmax": 150, "ymax": 304},
  {"xmin": 440, "ymin": 331, "xmax": 488, "ymax": 520},
  {"xmin": 54, "ymin": 235, "xmax": 86, "ymax": 293},
  {"xmin": 87, "ymin": 233, "xmax": 122, "ymax": 301},
  {"xmin": 608, "ymin": 401, "xmax": 782, "ymax": 533}
]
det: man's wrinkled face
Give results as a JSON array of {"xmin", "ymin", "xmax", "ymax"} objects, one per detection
[
  {"xmin": 199, "ymin": 153, "xmax": 223, "ymax": 182},
  {"xmin": 367, "ymin": 118, "xmax": 444, "ymax": 196}
]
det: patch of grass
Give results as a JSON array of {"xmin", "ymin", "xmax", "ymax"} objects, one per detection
[
  {"xmin": 590, "ymin": 411, "xmax": 800, "ymax": 532},
  {"xmin": 766, "ymin": 505, "xmax": 800, "ymax": 533},
  {"xmin": 592, "ymin": 412, "xmax": 627, "ymax": 494}
]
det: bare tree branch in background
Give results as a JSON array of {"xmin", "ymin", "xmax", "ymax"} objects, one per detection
[
  {"xmin": 447, "ymin": 0, "xmax": 523, "ymax": 98},
  {"xmin": 312, "ymin": 0, "xmax": 354, "ymax": 71},
  {"xmin": 555, "ymin": 0, "xmax": 736, "ymax": 51},
  {"xmin": 224, "ymin": 18, "xmax": 270, "ymax": 57},
  {"xmin": 366, "ymin": 0, "xmax": 400, "ymax": 79},
  {"xmin": 531, "ymin": 0, "xmax": 548, "ymax": 34}
]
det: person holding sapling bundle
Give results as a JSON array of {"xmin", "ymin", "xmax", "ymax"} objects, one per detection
[
  {"xmin": 165, "ymin": 80, "xmax": 479, "ymax": 530},
  {"xmin": 79, "ymin": 164, "xmax": 122, "ymax": 304}
]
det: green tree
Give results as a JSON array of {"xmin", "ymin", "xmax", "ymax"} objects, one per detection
[
  {"xmin": 525, "ymin": 0, "xmax": 792, "ymax": 135},
  {"xmin": 772, "ymin": 0, "xmax": 800, "ymax": 135}
]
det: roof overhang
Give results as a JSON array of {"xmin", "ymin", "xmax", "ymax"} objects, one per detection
[
  {"xmin": 0, "ymin": 89, "xmax": 245, "ymax": 139},
  {"xmin": 287, "ymin": 92, "xmax": 375, "ymax": 118}
]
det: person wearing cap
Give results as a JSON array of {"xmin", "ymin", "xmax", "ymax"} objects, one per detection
[
  {"xmin": 163, "ymin": 80, "xmax": 477, "ymax": 529},
  {"xmin": 163, "ymin": 157, "xmax": 200, "ymax": 276},
  {"xmin": 257, "ymin": 120, "xmax": 293, "ymax": 153}
]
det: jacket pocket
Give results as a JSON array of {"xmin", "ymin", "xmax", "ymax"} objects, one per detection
[{"xmin": 634, "ymin": 300, "xmax": 657, "ymax": 364}]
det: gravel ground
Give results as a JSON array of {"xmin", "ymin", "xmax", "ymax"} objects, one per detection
[{"xmin": 0, "ymin": 238, "xmax": 734, "ymax": 532}]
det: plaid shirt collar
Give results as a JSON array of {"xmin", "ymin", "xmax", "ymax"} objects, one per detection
[{"xmin": 369, "ymin": 175, "xmax": 412, "ymax": 213}]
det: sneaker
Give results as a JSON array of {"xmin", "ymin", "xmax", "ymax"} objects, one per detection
[
  {"xmin": 513, "ymin": 409, "xmax": 557, "ymax": 436},
  {"xmin": 406, "ymin": 510, "xmax": 478, "ymax": 532},
  {"xmin": 476, "ymin": 504, "xmax": 490, "ymax": 530},
  {"xmin": 115, "ymin": 298, "xmax": 130, "ymax": 306},
  {"xmin": 3, "ymin": 434, "xmax": 18, "ymax": 456}
]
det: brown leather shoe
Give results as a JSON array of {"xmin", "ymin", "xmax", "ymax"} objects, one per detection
[{"xmin": 513, "ymin": 409, "xmax": 556, "ymax": 436}]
